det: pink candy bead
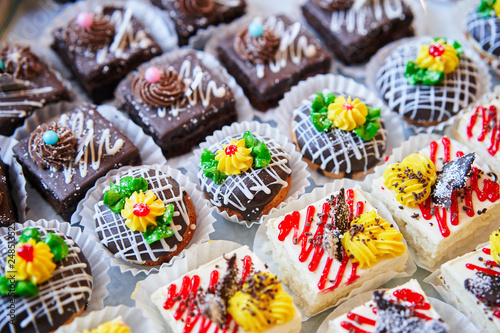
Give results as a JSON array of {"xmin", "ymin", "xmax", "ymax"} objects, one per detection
[
  {"xmin": 77, "ymin": 12, "xmax": 94, "ymax": 29},
  {"xmin": 144, "ymin": 67, "xmax": 161, "ymax": 84}
]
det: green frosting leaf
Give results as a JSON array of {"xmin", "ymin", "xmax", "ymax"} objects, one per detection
[
  {"xmin": 243, "ymin": 131, "xmax": 256, "ymax": 148},
  {"xmin": 478, "ymin": 0, "xmax": 497, "ymax": 17},
  {"xmin": 200, "ymin": 149, "xmax": 226, "ymax": 185},
  {"xmin": 244, "ymin": 131, "xmax": 272, "ymax": 169},
  {"xmin": 366, "ymin": 107, "xmax": 381, "ymax": 123},
  {"xmin": 156, "ymin": 203, "xmax": 175, "ymax": 226},
  {"xmin": 19, "ymin": 228, "xmax": 42, "ymax": 244},
  {"xmin": 103, "ymin": 176, "xmax": 148, "ymax": 213},
  {"xmin": 0, "ymin": 276, "xmax": 9, "ymax": 296},
  {"xmin": 310, "ymin": 92, "xmax": 336, "ymax": 132},
  {"xmin": 15, "ymin": 281, "xmax": 38, "ymax": 297},
  {"xmin": 144, "ymin": 224, "xmax": 175, "ymax": 245},
  {"xmin": 354, "ymin": 121, "xmax": 381, "ymax": 141},
  {"xmin": 44, "ymin": 233, "xmax": 69, "ymax": 262},
  {"xmin": 405, "ymin": 61, "xmax": 444, "ymax": 86}
]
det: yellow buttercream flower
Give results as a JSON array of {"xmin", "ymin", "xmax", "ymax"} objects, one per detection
[
  {"xmin": 490, "ymin": 229, "xmax": 500, "ymax": 266},
  {"xmin": 215, "ymin": 139, "xmax": 253, "ymax": 176},
  {"xmin": 327, "ymin": 96, "xmax": 368, "ymax": 131},
  {"xmin": 495, "ymin": 1, "xmax": 500, "ymax": 18},
  {"xmin": 383, "ymin": 153, "xmax": 437, "ymax": 207},
  {"xmin": 82, "ymin": 317, "xmax": 131, "ymax": 333},
  {"xmin": 228, "ymin": 272, "xmax": 295, "ymax": 332},
  {"xmin": 341, "ymin": 211, "xmax": 406, "ymax": 268},
  {"xmin": 12, "ymin": 239, "xmax": 56, "ymax": 285},
  {"xmin": 415, "ymin": 40, "xmax": 459, "ymax": 74},
  {"xmin": 121, "ymin": 190, "xmax": 165, "ymax": 233}
]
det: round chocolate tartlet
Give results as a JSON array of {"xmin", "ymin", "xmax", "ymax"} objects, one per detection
[{"xmin": 94, "ymin": 167, "xmax": 197, "ymax": 266}]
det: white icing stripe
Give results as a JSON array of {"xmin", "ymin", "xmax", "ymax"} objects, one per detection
[
  {"xmin": 0, "ymin": 110, "xmax": 28, "ymax": 118},
  {"xmin": 93, "ymin": 168, "xmax": 191, "ymax": 263},
  {"xmin": 198, "ymin": 135, "xmax": 292, "ymax": 214},
  {"xmin": 376, "ymin": 40, "xmax": 480, "ymax": 122},
  {"xmin": 0, "ymin": 86, "xmax": 54, "ymax": 98},
  {"xmin": 292, "ymin": 96, "xmax": 386, "ymax": 174},
  {"xmin": 330, "ymin": 0, "xmax": 404, "ymax": 36},
  {"xmin": 0, "ymin": 227, "xmax": 92, "ymax": 332},
  {"xmin": 255, "ymin": 16, "xmax": 317, "ymax": 79},
  {"xmin": 0, "ymin": 101, "xmax": 44, "ymax": 107},
  {"xmin": 156, "ymin": 59, "xmax": 227, "ymax": 118},
  {"xmin": 466, "ymin": 11, "xmax": 500, "ymax": 57}
]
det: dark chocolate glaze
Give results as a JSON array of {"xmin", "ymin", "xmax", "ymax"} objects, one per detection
[
  {"xmin": 117, "ymin": 49, "xmax": 237, "ymax": 158},
  {"xmin": 151, "ymin": 0, "xmax": 247, "ymax": 46},
  {"xmin": 466, "ymin": 11, "xmax": 500, "ymax": 57},
  {"xmin": 51, "ymin": 6, "xmax": 162, "ymax": 103},
  {"xmin": 302, "ymin": 0, "xmax": 414, "ymax": 64},
  {"xmin": 0, "ymin": 158, "xmax": 16, "ymax": 226},
  {"xmin": 292, "ymin": 98, "xmax": 386, "ymax": 176},
  {"xmin": 198, "ymin": 134, "xmax": 291, "ymax": 220},
  {"xmin": 13, "ymin": 104, "xmax": 141, "ymax": 221},
  {"xmin": 376, "ymin": 39, "xmax": 481, "ymax": 125},
  {"xmin": 94, "ymin": 168, "xmax": 196, "ymax": 264},
  {"xmin": 216, "ymin": 15, "xmax": 333, "ymax": 111},
  {"xmin": 0, "ymin": 225, "xmax": 92, "ymax": 333}
]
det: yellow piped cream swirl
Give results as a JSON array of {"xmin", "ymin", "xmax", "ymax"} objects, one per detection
[
  {"xmin": 215, "ymin": 139, "xmax": 253, "ymax": 176},
  {"xmin": 383, "ymin": 153, "xmax": 436, "ymax": 207},
  {"xmin": 82, "ymin": 316, "xmax": 131, "ymax": 333},
  {"xmin": 341, "ymin": 211, "xmax": 406, "ymax": 268},
  {"xmin": 490, "ymin": 229, "xmax": 500, "ymax": 266},
  {"xmin": 327, "ymin": 96, "xmax": 367, "ymax": 131},
  {"xmin": 227, "ymin": 272, "xmax": 295, "ymax": 332},
  {"xmin": 13, "ymin": 239, "xmax": 56, "ymax": 285},
  {"xmin": 416, "ymin": 39, "xmax": 459, "ymax": 74}
]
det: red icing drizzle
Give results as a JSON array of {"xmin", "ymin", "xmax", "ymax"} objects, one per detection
[
  {"xmin": 494, "ymin": 310, "xmax": 500, "ymax": 319},
  {"xmin": 241, "ymin": 255, "xmax": 252, "ymax": 282},
  {"xmin": 483, "ymin": 248, "xmax": 492, "ymax": 255},
  {"xmin": 393, "ymin": 288, "xmax": 431, "ymax": 310},
  {"xmin": 429, "ymin": 141, "xmax": 438, "ymax": 165},
  {"xmin": 346, "ymin": 189, "xmax": 355, "ymax": 214},
  {"xmin": 347, "ymin": 312, "xmax": 376, "ymax": 326},
  {"xmin": 209, "ymin": 270, "xmax": 219, "ymax": 291},
  {"xmin": 442, "ymin": 137, "xmax": 451, "ymax": 163},
  {"xmin": 346, "ymin": 262, "xmax": 360, "ymax": 285},
  {"xmin": 466, "ymin": 105, "xmax": 500, "ymax": 156},
  {"xmin": 466, "ymin": 263, "xmax": 500, "ymax": 276},
  {"xmin": 340, "ymin": 321, "xmax": 370, "ymax": 333}
]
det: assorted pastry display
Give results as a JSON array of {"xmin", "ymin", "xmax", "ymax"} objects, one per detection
[
  {"xmin": 291, "ymin": 91, "xmax": 386, "ymax": 178},
  {"xmin": 267, "ymin": 187, "xmax": 408, "ymax": 316},
  {"xmin": 93, "ymin": 166, "xmax": 197, "ymax": 266},
  {"xmin": 151, "ymin": 245, "xmax": 302, "ymax": 333},
  {"xmin": 216, "ymin": 15, "xmax": 333, "ymax": 111}
]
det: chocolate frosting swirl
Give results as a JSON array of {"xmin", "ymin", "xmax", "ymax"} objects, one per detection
[
  {"xmin": 0, "ymin": 45, "xmax": 42, "ymax": 80},
  {"xmin": 313, "ymin": 0, "xmax": 354, "ymax": 11},
  {"xmin": 234, "ymin": 27, "xmax": 280, "ymax": 64},
  {"xmin": 132, "ymin": 68, "xmax": 186, "ymax": 108},
  {"xmin": 29, "ymin": 122, "xmax": 77, "ymax": 170},
  {"xmin": 177, "ymin": 0, "xmax": 214, "ymax": 18},
  {"xmin": 65, "ymin": 14, "xmax": 115, "ymax": 52}
]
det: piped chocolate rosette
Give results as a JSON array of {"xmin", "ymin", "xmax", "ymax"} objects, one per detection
[
  {"xmin": 132, "ymin": 66, "xmax": 186, "ymax": 109},
  {"xmin": 176, "ymin": 0, "xmax": 215, "ymax": 18},
  {"xmin": 234, "ymin": 19, "xmax": 280, "ymax": 65},
  {"xmin": 0, "ymin": 45, "xmax": 42, "ymax": 80},
  {"xmin": 65, "ymin": 11, "xmax": 115, "ymax": 52},
  {"xmin": 405, "ymin": 38, "xmax": 462, "ymax": 86}
]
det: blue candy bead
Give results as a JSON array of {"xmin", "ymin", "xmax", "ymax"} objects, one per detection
[
  {"xmin": 43, "ymin": 130, "xmax": 59, "ymax": 145},
  {"xmin": 248, "ymin": 21, "xmax": 264, "ymax": 37}
]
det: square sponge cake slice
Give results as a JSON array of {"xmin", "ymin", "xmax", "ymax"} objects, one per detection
[
  {"xmin": 151, "ymin": 246, "xmax": 302, "ymax": 333},
  {"xmin": 266, "ymin": 187, "xmax": 408, "ymax": 317}
]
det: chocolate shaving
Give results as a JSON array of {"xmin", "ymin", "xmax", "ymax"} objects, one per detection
[
  {"xmin": 464, "ymin": 271, "xmax": 500, "ymax": 307},
  {"xmin": 322, "ymin": 228, "xmax": 343, "ymax": 262},
  {"xmin": 199, "ymin": 293, "xmax": 226, "ymax": 327},
  {"xmin": 333, "ymin": 188, "xmax": 350, "ymax": 233},
  {"xmin": 217, "ymin": 254, "xmax": 239, "ymax": 305},
  {"xmin": 432, "ymin": 153, "xmax": 475, "ymax": 210}
]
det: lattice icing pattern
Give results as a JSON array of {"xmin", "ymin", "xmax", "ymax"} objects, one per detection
[
  {"xmin": 0, "ymin": 226, "xmax": 92, "ymax": 333},
  {"xmin": 198, "ymin": 134, "xmax": 292, "ymax": 220},
  {"xmin": 292, "ymin": 95, "xmax": 386, "ymax": 176},
  {"xmin": 94, "ymin": 167, "xmax": 195, "ymax": 264},
  {"xmin": 375, "ymin": 39, "xmax": 481, "ymax": 124},
  {"xmin": 466, "ymin": 11, "xmax": 500, "ymax": 58}
]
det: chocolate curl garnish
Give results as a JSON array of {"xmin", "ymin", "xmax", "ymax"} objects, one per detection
[
  {"xmin": 132, "ymin": 67, "xmax": 186, "ymax": 109},
  {"xmin": 200, "ymin": 293, "xmax": 226, "ymax": 327},
  {"xmin": 465, "ymin": 271, "xmax": 500, "ymax": 307},
  {"xmin": 177, "ymin": 0, "xmax": 214, "ymax": 18},
  {"xmin": 65, "ymin": 13, "xmax": 115, "ymax": 52},
  {"xmin": 217, "ymin": 254, "xmax": 239, "ymax": 305},
  {"xmin": 432, "ymin": 153, "xmax": 475, "ymax": 210},
  {"xmin": 333, "ymin": 188, "xmax": 350, "ymax": 233},
  {"xmin": 313, "ymin": 0, "xmax": 354, "ymax": 11},
  {"xmin": 28, "ymin": 122, "xmax": 77, "ymax": 170},
  {"xmin": 0, "ymin": 45, "xmax": 42, "ymax": 80},
  {"xmin": 234, "ymin": 20, "xmax": 280, "ymax": 65},
  {"xmin": 322, "ymin": 228, "xmax": 343, "ymax": 261}
]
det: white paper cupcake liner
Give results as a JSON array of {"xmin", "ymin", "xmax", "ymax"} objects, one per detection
[
  {"xmin": 275, "ymin": 73, "xmax": 405, "ymax": 185},
  {"xmin": 2, "ymin": 219, "xmax": 110, "ymax": 311},
  {"xmin": 132, "ymin": 240, "xmax": 244, "ymax": 332},
  {"xmin": 365, "ymin": 36, "xmax": 492, "ymax": 134},
  {"xmin": 55, "ymin": 305, "xmax": 159, "ymax": 333},
  {"xmin": 255, "ymin": 179, "xmax": 417, "ymax": 320},
  {"xmin": 114, "ymin": 47, "xmax": 254, "ymax": 170},
  {"xmin": 0, "ymin": 135, "xmax": 27, "ymax": 222},
  {"xmin": 365, "ymin": 133, "xmax": 493, "ymax": 270},
  {"xmin": 185, "ymin": 120, "xmax": 311, "ymax": 228},
  {"xmin": 78, "ymin": 164, "xmax": 216, "ymax": 275},
  {"xmin": 38, "ymin": 0, "xmax": 178, "ymax": 80},
  {"xmin": 316, "ymin": 289, "xmax": 479, "ymax": 333},
  {"xmin": 11, "ymin": 101, "xmax": 166, "ymax": 223}
]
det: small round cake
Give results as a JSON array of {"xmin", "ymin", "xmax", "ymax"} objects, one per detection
[
  {"xmin": 94, "ymin": 167, "xmax": 197, "ymax": 266},
  {"xmin": 291, "ymin": 92, "xmax": 386, "ymax": 179},
  {"xmin": 198, "ymin": 131, "xmax": 292, "ymax": 220},
  {"xmin": 0, "ymin": 225, "xmax": 92, "ymax": 333},
  {"xmin": 376, "ymin": 37, "xmax": 483, "ymax": 127}
]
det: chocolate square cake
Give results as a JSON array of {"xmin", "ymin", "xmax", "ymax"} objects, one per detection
[
  {"xmin": 0, "ymin": 158, "xmax": 17, "ymax": 226},
  {"xmin": 301, "ymin": 0, "xmax": 414, "ymax": 64},
  {"xmin": 51, "ymin": 6, "xmax": 162, "ymax": 103},
  {"xmin": 216, "ymin": 15, "xmax": 333, "ymax": 111},
  {"xmin": 13, "ymin": 104, "xmax": 141, "ymax": 221},
  {"xmin": 0, "ymin": 45, "xmax": 70, "ymax": 136},
  {"xmin": 151, "ymin": 0, "xmax": 247, "ymax": 46},
  {"xmin": 116, "ymin": 49, "xmax": 237, "ymax": 158}
]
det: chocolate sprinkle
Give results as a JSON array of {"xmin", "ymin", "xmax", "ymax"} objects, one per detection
[
  {"xmin": 322, "ymin": 228, "xmax": 343, "ymax": 262},
  {"xmin": 464, "ymin": 271, "xmax": 500, "ymax": 307},
  {"xmin": 217, "ymin": 254, "xmax": 239, "ymax": 305},
  {"xmin": 432, "ymin": 153, "xmax": 475, "ymax": 210},
  {"xmin": 333, "ymin": 188, "xmax": 350, "ymax": 233}
]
